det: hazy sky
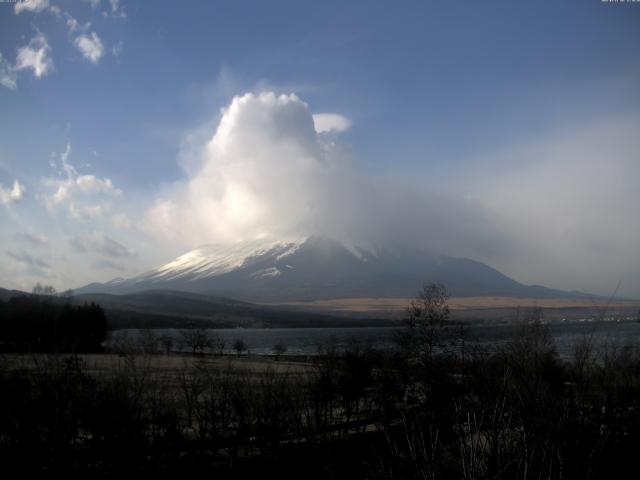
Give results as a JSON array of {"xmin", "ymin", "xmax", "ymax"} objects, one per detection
[{"xmin": 1, "ymin": 0, "xmax": 639, "ymax": 297}]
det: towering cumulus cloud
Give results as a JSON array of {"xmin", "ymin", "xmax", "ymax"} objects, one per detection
[
  {"xmin": 148, "ymin": 91, "xmax": 508, "ymax": 258},
  {"xmin": 149, "ymin": 92, "xmax": 366, "ymax": 247}
]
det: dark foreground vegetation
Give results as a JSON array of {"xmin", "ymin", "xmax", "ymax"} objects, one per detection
[{"xmin": 1, "ymin": 284, "xmax": 640, "ymax": 478}]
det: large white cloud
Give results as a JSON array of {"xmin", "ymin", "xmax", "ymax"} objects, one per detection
[
  {"xmin": 15, "ymin": 34, "xmax": 53, "ymax": 78},
  {"xmin": 147, "ymin": 92, "xmax": 506, "ymax": 257},
  {"xmin": 149, "ymin": 92, "xmax": 362, "ymax": 245}
]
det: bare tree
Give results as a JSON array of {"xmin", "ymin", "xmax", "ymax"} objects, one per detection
[
  {"xmin": 32, "ymin": 283, "xmax": 57, "ymax": 296},
  {"xmin": 138, "ymin": 327, "xmax": 159, "ymax": 354},
  {"xmin": 210, "ymin": 333, "xmax": 225, "ymax": 356},
  {"xmin": 508, "ymin": 304, "xmax": 556, "ymax": 366},
  {"xmin": 179, "ymin": 324, "xmax": 212, "ymax": 355},
  {"xmin": 178, "ymin": 363, "xmax": 203, "ymax": 429},
  {"xmin": 159, "ymin": 334, "xmax": 174, "ymax": 355},
  {"xmin": 396, "ymin": 283, "xmax": 450, "ymax": 364}
]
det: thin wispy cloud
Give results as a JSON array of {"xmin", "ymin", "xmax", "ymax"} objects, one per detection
[
  {"xmin": 66, "ymin": 15, "xmax": 79, "ymax": 31},
  {"xmin": 110, "ymin": 213, "xmax": 133, "ymax": 229},
  {"xmin": 74, "ymin": 32, "xmax": 104, "ymax": 64},
  {"xmin": 105, "ymin": 0, "xmax": 126, "ymax": 19},
  {"xmin": 7, "ymin": 250, "xmax": 51, "ymax": 272},
  {"xmin": 14, "ymin": 233, "xmax": 48, "ymax": 248},
  {"xmin": 44, "ymin": 143, "xmax": 122, "ymax": 217},
  {"xmin": 70, "ymin": 231, "xmax": 134, "ymax": 258},
  {"xmin": 95, "ymin": 259, "xmax": 125, "ymax": 271},
  {"xmin": 84, "ymin": 0, "xmax": 101, "ymax": 9},
  {"xmin": 14, "ymin": 0, "xmax": 49, "ymax": 15},
  {"xmin": 69, "ymin": 203, "xmax": 108, "ymax": 221},
  {"xmin": 0, "ymin": 53, "xmax": 17, "ymax": 90},
  {"xmin": 63, "ymin": 12, "xmax": 91, "ymax": 34},
  {"xmin": 111, "ymin": 40, "xmax": 124, "ymax": 58}
]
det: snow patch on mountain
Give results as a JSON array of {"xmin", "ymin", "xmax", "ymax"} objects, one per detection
[
  {"xmin": 250, "ymin": 267, "xmax": 281, "ymax": 279},
  {"xmin": 136, "ymin": 237, "xmax": 303, "ymax": 283},
  {"xmin": 276, "ymin": 243, "xmax": 302, "ymax": 261}
]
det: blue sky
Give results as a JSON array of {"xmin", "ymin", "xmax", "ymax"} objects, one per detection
[{"xmin": 1, "ymin": 0, "xmax": 639, "ymax": 297}]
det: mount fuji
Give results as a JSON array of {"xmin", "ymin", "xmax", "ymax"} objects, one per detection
[{"xmin": 76, "ymin": 235, "xmax": 577, "ymax": 301}]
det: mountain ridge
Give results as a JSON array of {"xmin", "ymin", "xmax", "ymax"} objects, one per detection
[{"xmin": 75, "ymin": 235, "xmax": 593, "ymax": 301}]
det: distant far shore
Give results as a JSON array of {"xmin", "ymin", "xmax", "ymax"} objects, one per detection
[{"xmin": 267, "ymin": 296, "xmax": 640, "ymax": 312}]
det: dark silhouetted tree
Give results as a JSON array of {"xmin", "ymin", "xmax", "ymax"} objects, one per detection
[
  {"xmin": 272, "ymin": 343, "xmax": 287, "ymax": 360},
  {"xmin": 396, "ymin": 283, "xmax": 450, "ymax": 364},
  {"xmin": 179, "ymin": 324, "xmax": 212, "ymax": 354},
  {"xmin": 234, "ymin": 339, "xmax": 247, "ymax": 357}
]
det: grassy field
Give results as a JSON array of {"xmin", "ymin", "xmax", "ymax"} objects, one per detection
[
  {"xmin": 270, "ymin": 296, "xmax": 640, "ymax": 312},
  {"xmin": 1, "ymin": 352, "xmax": 315, "ymax": 377}
]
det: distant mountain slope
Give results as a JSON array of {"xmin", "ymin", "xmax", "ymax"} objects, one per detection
[
  {"xmin": 0, "ymin": 288, "xmax": 26, "ymax": 302},
  {"xmin": 76, "ymin": 235, "xmax": 582, "ymax": 301}
]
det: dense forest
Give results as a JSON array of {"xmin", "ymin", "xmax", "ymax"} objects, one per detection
[{"xmin": 0, "ymin": 290, "xmax": 107, "ymax": 352}]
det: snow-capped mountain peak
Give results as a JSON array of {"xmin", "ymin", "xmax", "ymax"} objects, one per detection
[{"xmin": 76, "ymin": 235, "xmax": 570, "ymax": 301}]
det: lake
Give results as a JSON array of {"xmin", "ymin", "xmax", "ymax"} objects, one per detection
[{"xmin": 108, "ymin": 320, "xmax": 640, "ymax": 359}]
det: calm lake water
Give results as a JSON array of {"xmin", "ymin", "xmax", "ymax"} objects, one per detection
[{"xmin": 109, "ymin": 320, "xmax": 640, "ymax": 359}]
